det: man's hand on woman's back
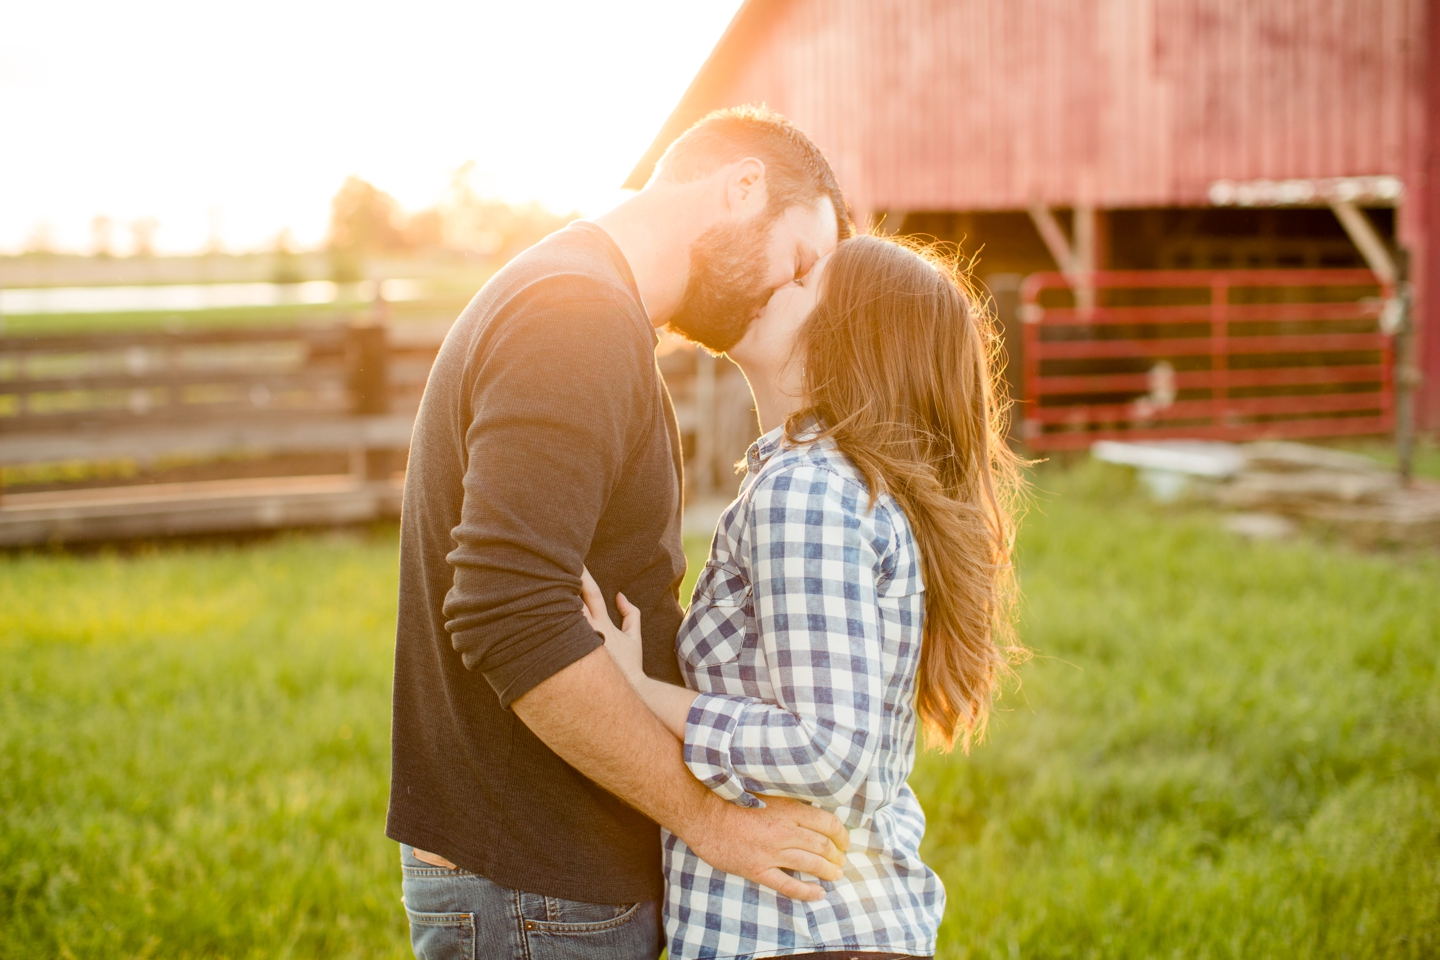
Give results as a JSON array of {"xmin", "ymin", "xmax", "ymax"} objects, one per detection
[
  {"xmin": 681, "ymin": 794, "xmax": 849, "ymax": 902},
  {"xmin": 512, "ymin": 646, "xmax": 847, "ymax": 902}
]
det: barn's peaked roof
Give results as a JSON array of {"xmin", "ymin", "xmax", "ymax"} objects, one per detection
[{"xmin": 623, "ymin": 0, "xmax": 792, "ymax": 190}]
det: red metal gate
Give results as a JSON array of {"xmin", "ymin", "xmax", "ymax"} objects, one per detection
[{"xmin": 1019, "ymin": 269, "xmax": 1394, "ymax": 450}]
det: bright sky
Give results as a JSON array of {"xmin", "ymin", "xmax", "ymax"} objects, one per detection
[{"xmin": 0, "ymin": 0, "xmax": 745, "ymax": 255}]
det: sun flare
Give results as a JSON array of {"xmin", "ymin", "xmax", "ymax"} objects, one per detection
[{"xmin": 0, "ymin": 0, "xmax": 744, "ymax": 254}]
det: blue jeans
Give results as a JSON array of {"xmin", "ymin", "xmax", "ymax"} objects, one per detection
[{"xmin": 399, "ymin": 844, "xmax": 663, "ymax": 960}]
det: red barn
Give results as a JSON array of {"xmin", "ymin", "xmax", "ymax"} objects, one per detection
[{"xmin": 628, "ymin": 0, "xmax": 1440, "ymax": 448}]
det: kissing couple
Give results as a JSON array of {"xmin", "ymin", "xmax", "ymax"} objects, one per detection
[{"xmin": 387, "ymin": 106, "xmax": 1023, "ymax": 960}]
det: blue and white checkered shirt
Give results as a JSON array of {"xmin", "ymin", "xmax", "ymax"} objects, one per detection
[{"xmin": 664, "ymin": 424, "xmax": 944, "ymax": 960}]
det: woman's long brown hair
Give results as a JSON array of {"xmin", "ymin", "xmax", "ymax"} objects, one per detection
[{"xmin": 787, "ymin": 234, "xmax": 1027, "ymax": 752}]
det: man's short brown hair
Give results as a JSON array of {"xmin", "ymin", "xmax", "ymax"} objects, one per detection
[{"xmin": 652, "ymin": 105, "xmax": 853, "ymax": 238}]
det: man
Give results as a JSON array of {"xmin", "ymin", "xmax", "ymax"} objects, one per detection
[{"xmin": 387, "ymin": 106, "xmax": 854, "ymax": 959}]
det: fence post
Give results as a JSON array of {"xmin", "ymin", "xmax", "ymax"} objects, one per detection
[
  {"xmin": 1211, "ymin": 278, "xmax": 1229, "ymax": 434},
  {"xmin": 693, "ymin": 349, "xmax": 717, "ymax": 495},
  {"xmin": 347, "ymin": 321, "xmax": 390, "ymax": 481}
]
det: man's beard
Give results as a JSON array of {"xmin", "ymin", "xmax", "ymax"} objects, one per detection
[{"xmin": 667, "ymin": 218, "xmax": 774, "ymax": 353}]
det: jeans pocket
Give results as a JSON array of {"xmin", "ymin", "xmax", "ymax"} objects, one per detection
[
  {"xmin": 405, "ymin": 908, "xmax": 476, "ymax": 960},
  {"xmin": 535, "ymin": 897, "xmax": 639, "ymax": 930},
  {"xmin": 522, "ymin": 898, "xmax": 661, "ymax": 960}
]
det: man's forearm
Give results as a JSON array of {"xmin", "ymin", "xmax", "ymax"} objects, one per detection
[
  {"xmin": 512, "ymin": 646, "xmax": 714, "ymax": 836},
  {"xmin": 514, "ymin": 646, "xmax": 850, "ymax": 901}
]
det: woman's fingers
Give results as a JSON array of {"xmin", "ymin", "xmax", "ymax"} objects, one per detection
[
  {"xmin": 616, "ymin": 592, "xmax": 641, "ymax": 638},
  {"xmin": 579, "ymin": 567, "xmax": 603, "ymax": 605},
  {"xmin": 578, "ymin": 568, "xmax": 608, "ymax": 622}
]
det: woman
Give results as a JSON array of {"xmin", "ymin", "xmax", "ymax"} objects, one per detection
[{"xmin": 582, "ymin": 234, "xmax": 1025, "ymax": 960}]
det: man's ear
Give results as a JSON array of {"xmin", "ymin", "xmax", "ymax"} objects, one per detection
[{"xmin": 724, "ymin": 157, "xmax": 769, "ymax": 218}]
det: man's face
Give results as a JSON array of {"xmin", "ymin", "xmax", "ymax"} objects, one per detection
[{"xmin": 668, "ymin": 196, "xmax": 840, "ymax": 353}]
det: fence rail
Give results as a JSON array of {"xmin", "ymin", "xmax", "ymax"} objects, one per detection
[
  {"xmin": 1019, "ymin": 269, "xmax": 1393, "ymax": 450},
  {"xmin": 0, "ymin": 319, "xmax": 750, "ymax": 545},
  {"xmin": 0, "ymin": 320, "xmax": 439, "ymax": 545}
]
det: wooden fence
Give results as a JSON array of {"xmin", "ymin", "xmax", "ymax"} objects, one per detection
[
  {"xmin": 0, "ymin": 320, "xmax": 753, "ymax": 546},
  {"xmin": 0, "ymin": 321, "xmax": 439, "ymax": 545}
]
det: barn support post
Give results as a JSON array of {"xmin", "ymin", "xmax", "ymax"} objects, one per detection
[
  {"xmin": 1027, "ymin": 203, "xmax": 1096, "ymax": 312},
  {"xmin": 1329, "ymin": 199, "xmax": 1414, "ymax": 481},
  {"xmin": 1329, "ymin": 201, "xmax": 1398, "ymax": 284},
  {"xmin": 1423, "ymin": 0, "xmax": 1440, "ymax": 438},
  {"xmin": 1027, "ymin": 203, "xmax": 1073, "ymax": 273}
]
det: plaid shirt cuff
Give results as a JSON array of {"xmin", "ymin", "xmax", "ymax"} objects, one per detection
[{"xmin": 683, "ymin": 693, "xmax": 765, "ymax": 808}]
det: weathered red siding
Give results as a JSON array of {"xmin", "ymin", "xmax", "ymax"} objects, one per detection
[
  {"xmin": 632, "ymin": 0, "xmax": 1423, "ymax": 216},
  {"xmin": 628, "ymin": 0, "xmax": 1439, "ymax": 429}
]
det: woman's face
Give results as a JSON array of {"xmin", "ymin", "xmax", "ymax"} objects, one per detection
[{"xmin": 727, "ymin": 250, "xmax": 832, "ymax": 370}]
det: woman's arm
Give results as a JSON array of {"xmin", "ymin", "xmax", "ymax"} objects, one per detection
[
  {"xmin": 634, "ymin": 675, "xmax": 701, "ymax": 739},
  {"xmin": 678, "ymin": 465, "xmax": 891, "ymax": 822},
  {"xmin": 582, "ymin": 466, "xmax": 893, "ymax": 822},
  {"xmin": 583, "ymin": 465, "xmax": 895, "ymax": 823},
  {"xmin": 578, "ymin": 570, "xmax": 698, "ymax": 738}
]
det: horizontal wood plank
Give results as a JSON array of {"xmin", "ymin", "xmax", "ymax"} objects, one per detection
[
  {"xmin": 0, "ymin": 414, "xmax": 416, "ymax": 466},
  {"xmin": 0, "ymin": 474, "xmax": 403, "ymax": 546}
]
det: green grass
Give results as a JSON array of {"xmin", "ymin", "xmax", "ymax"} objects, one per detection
[
  {"xmin": 2, "ymin": 467, "xmax": 1436, "ymax": 958},
  {"xmin": 0, "ymin": 532, "xmax": 406, "ymax": 958},
  {"xmin": 920, "ymin": 463, "xmax": 1439, "ymax": 958}
]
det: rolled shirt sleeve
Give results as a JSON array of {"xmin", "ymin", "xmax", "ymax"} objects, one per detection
[
  {"xmin": 440, "ymin": 284, "xmax": 654, "ymax": 707},
  {"xmin": 682, "ymin": 464, "xmax": 893, "ymax": 824}
]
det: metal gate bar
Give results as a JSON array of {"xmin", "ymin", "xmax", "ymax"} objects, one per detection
[{"xmin": 1019, "ymin": 269, "xmax": 1393, "ymax": 450}]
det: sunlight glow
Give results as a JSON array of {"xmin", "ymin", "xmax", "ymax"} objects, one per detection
[{"xmin": 0, "ymin": 0, "xmax": 745, "ymax": 254}]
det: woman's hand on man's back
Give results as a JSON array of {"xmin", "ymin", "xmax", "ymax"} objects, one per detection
[{"xmin": 579, "ymin": 567, "xmax": 646, "ymax": 681}]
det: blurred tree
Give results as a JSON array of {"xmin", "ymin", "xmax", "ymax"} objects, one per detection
[
  {"xmin": 402, "ymin": 207, "xmax": 445, "ymax": 250},
  {"xmin": 328, "ymin": 176, "xmax": 408, "ymax": 282},
  {"xmin": 329, "ymin": 176, "xmax": 407, "ymax": 252},
  {"xmin": 434, "ymin": 161, "xmax": 575, "ymax": 261},
  {"xmin": 270, "ymin": 229, "xmax": 304, "ymax": 284},
  {"xmin": 91, "ymin": 216, "xmax": 114, "ymax": 258},
  {"xmin": 323, "ymin": 168, "xmax": 577, "ymax": 281},
  {"xmin": 24, "ymin": 222, "xmax": 56, "ymax": 256},
  {"xmin": 130, "ymin": 218, "xmax": 159, "ymax": 257}
]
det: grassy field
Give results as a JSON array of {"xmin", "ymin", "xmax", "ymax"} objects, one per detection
[{"xmin": 1, "ymin": 464, "xmax": 1436, "ymax": 958}]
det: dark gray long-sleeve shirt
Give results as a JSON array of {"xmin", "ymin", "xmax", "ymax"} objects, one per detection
[{"xmin": 386, "ymin": 221, "xmax": 687, "ymax": 904}]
